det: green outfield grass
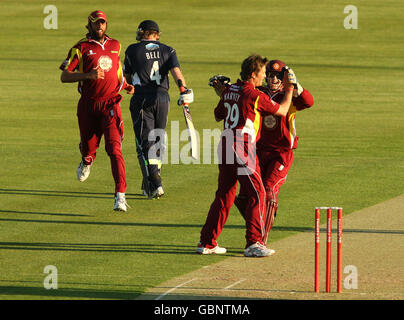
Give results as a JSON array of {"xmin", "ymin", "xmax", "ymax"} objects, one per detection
[{"xmin": 0, "ymin": 0, "xmax": 403, "ymax": 299}]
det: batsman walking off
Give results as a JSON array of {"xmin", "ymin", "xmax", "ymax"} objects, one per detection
[
  {"xmin": 60, "ymin": 11, "xmax": 134, "ymax": 212},
  {"xmin": 123, "ymin": 20, "xmax": 193, "ymax": 199},
  {"xmin": 197, "ymin": 55, "xmax": 294, "ymax": 257}
]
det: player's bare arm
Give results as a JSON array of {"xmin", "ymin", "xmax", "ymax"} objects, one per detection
[
  {"xmin": 120, "ymin": 68, "xmax": 134, "ymax": 94},
  {"xmin": 274, "ymin": 72, "xmax": 293, "ymax": 117},
  {"xmin": 61, "ymin": 66, "xmax": 104, "ymax": 83},
  {"xmin": 170, "ymin": 67, "xmax": 187, "ymax": 87},
  {"xmin": 174, "ymin": 69, "xmax": 194, "ymax": 106}
]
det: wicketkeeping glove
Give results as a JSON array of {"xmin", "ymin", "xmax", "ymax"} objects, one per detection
[
  {"xmin": 285, "ymin": 67, "xmax": 303, "ymax": 97},
  {"xmin": 177, "ymin": 88, "xmax": 194, "ymax": 105},
  {"xmin": 208, "ymin": 75, "xmax": 231, "ymax": 87}
]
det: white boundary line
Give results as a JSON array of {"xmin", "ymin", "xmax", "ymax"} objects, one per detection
[
  {"xmin": 223, "ymin": 279, "xmax": 246, "ymax": 290},
  {"xmin": 155, "ymin": 278, "xmax": 196, "ymax": 300}
]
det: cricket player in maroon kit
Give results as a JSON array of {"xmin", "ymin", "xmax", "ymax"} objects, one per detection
[
  {"xmin": 235, "ymin": 60, "xmax": 314, "ymax": 244},
  {"xmin": 60, "ymin": 11, "xmax": 134, "ymax": 212},
  {"xmin": 197, "ymin": 55, "xmax": 294, "ymax": 257}
]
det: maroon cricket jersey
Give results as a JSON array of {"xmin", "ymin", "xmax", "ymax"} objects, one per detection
[
  {"xmin": 214, "ymin": 80, "xmax": 280, "ymax": 145},
  {"xmin": 257, "ymin": 87, "xmax": 314, "ymax": 151},
  {"xmin": 59, "ymin": 34, "xmax": 126, "ymax": 100}
]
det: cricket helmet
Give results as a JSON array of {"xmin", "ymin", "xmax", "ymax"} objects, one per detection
[
  {"xmin": 137, "ymin": 20, "xmax": 160, "ymax": 32},
  {"xmin": 136, "ymin": 20, "xmax": 160, "ymax": 40},
  {"xmin": 266, "ymin": 60, "xmax": 286, "ymax": 78},
  {"xmin": 266, "ymin": 59, "xmax": 286, "ymax": 92}
]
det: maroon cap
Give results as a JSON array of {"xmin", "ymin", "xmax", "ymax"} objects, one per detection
[
  {"xmin": 88, "ymin": 10, "xmax": 107, "ymax": 23},
  {"xmin": 267, "ymin": 60, "xmax": 286, "ymax": 73}
]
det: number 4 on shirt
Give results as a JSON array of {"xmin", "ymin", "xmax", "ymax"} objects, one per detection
[{"xmin": 150, "ymin": 61, "xmax": 162, "ymax": 85}]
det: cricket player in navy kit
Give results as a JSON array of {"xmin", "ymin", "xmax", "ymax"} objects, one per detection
[{"xmin": 123, "ymin": 20, "xmax": 193, "ymax": 199}]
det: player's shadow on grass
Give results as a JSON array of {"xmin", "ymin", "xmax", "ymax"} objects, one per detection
[
  {"xmin": 0, "ymin": 212, "xmax": 245, "ymax": 230},
  {"xmin": 0, "ymin": 188, "xmax": 161, "ymax": 200},
  {"xmin": 0, "ymin": 284, "xmax": 142, "ymax": 299},
  {"xmin": 0, "ymin": 188, "xmax": 112, "ymax": 199},
  {"xmin": 1, "ymin": 212, "xmax": 402, "ymax": 236},
  {"xmin": 0, "ymin": 241, "xmax": 202, "ymax": 255},
  {"xmin": 0, "ymin": 209, "xmax": 91, "ymax": 217},
  {"xmin": 0, "ymin": 283, "xmax": 273, "ymax": 300},
  {"xmin": 0, "ymin": 188, "xmax": 146, "ymax": 199}
]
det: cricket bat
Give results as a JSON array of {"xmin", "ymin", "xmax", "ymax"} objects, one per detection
[{"xmin": 178, "ymin": 80, "xmax": 198, "ymax": 160}]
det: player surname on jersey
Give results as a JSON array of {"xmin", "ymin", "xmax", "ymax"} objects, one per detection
[
  {"xmin": 145, "ymin": 51, "xmax": 160, "ymax": 59},
  {"xmin": 223, "ymin": 91, "xmax": 240, "ymax": 102}
]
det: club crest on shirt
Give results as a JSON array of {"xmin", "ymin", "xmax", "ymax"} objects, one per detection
[
  {"xmin": 263, "ymin": 115, "xmax": 277, "ymax": 129},
  {"xmin": 98, "ymin": 55, "xmax": 113, "ymax": 72}
]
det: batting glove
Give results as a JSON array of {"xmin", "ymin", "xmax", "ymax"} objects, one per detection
[
  {"xmin": 177, "ymin": 88, "xmax": 194, "ymax": 105},
  {"xmin": 285, "ymin": 67, "xmax": 304, "ymax": 97}
]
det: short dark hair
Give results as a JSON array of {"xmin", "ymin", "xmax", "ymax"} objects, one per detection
[{"xmin": 240, "ymin": 54, "xmax": 268, "ymax": 81}]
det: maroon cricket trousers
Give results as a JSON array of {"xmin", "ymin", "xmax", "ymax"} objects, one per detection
[
  {"xmin": 77, "ymin": 94, "xmax": 127, "ymax": 194},
  {"xmin": 200, "ymin": 138, "xmax": 267, "ymax": 249}
]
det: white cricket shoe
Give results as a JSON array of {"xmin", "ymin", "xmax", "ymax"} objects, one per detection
[
  {"xmin": 77, "ymin": 161, "xmax": 91, "ymax": 182},
  {"xmin": 113, "ymin": 192, "xmax": 129, "ymax": 212},
  {"xmin": 149, "ymin": 186, "xmax": 164, "ymax": 199},
  {"xmin": 244, "ymin": 242, "xmax": 275, "ymax": 257},
  {"xmin": 196, "ymin": 242, "xmax": 227, "ymax": 255}
]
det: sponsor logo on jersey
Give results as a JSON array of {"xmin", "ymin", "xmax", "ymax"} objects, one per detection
[
  {"xmin": 87, "ymin": 50, "xmax": 96, "ymax": 56},
  {"xmin": 263, "ymin": 115, "xmax": 277, "ymax": 129},
  {"xmin": 145, "ymin": 43, "xmax": 160, "ymax": 50},
  {"xmin": 98, "ymin": 55, "xmax": 113, "ymax": 72}
]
